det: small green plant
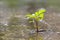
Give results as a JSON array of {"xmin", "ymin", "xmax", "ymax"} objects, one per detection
[
  {"xmin": 26, "ymin": 8, "xmax": 46, "ymax": 40},
  {"xmin": 26, "ymin": 9, "xmax": 46, "ymax": 22}
]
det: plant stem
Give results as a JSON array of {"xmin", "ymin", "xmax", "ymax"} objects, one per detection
[{"xmin": 33, "ymin": 20, "xmax": 39, "ymax": 40}]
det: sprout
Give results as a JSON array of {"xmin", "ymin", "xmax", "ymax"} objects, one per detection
[{"xmin": 26, "ymin": 8, "xmax": 46, "ymax": 22}]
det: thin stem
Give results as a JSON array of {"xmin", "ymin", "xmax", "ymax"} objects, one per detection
[{"xmin": 33, "ymin": 20, "xmax": 39, "ymax": 40}]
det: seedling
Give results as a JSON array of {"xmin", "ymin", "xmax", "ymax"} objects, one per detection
[
  {"xmin": 26, "ymin": 8, "xmax": 46, "ymax": 22},
  {"xmin": 26, "ymin": 8, "xmax": 46, "ymax": 40}
]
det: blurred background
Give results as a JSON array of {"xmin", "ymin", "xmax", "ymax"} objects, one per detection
[{"xmin": 0, "ymin": 0, "xmax": 60, "ymax": 40}]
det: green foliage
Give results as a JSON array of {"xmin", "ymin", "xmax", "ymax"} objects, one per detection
[{"xmin": 26, "ymin": 9, "xmax": 46, "ymax": 22}]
